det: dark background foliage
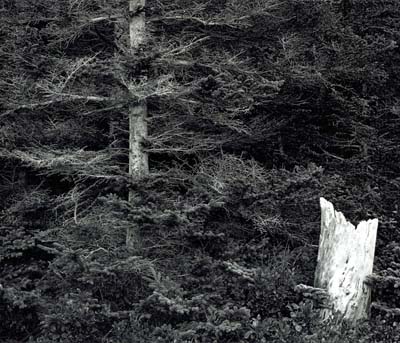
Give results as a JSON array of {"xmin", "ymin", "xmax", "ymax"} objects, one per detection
[{"xmin": 1, "ymin": 0, "xmax": 400, "ymax": 342}]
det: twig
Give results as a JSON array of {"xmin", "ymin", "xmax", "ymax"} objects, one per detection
[
  {"xmin": 371, "ymin": 302, "xmax": 400, "ymax": 316},
  {"xmin": 223, "ymin": 261, "xmax": 257, "ymax": 282},
  {"xmin": 1, "ymin": 95, "xmax": 116, "ymax": 118},
  {"xmin": 295, "ymin": 284, "xmax": 330, "ymax": 307}
]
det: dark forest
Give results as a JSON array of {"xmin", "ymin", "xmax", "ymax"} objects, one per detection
[{"xmin": 1, "ymin": 0, "xmax": 400, "ymax": 342}]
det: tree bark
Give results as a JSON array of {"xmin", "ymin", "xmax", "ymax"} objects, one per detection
[
  {"xmin": 315, "ymin": 197, "xmax": 378, "ymax": 324},
  {"xmin": 127, "ymin": 0, "xmax": 148, "ymax": 251},
  {"xmin": 129, "ymin": 100, "xmax": 148, "ymax": 179},
  {"xmin": 128, "ymin": 0, "xmax": 148, "ymax": 179}
]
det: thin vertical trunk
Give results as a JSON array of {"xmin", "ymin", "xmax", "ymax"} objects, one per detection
[
  {"xmin": 127, "ymin": 0, "xmax": 148, "ymax": 250},
  {"xmin": 128, "ymin": 0, "xmax": 148, "ymax": 179},
  {"xmin": 129, "ymin": 101, "xmax": 148, "ymax": 179}
]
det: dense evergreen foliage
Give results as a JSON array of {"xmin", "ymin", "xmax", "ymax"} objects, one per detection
[{"xmin": 1, "ymin": 0, "xmax": 400, "ymax": 342}]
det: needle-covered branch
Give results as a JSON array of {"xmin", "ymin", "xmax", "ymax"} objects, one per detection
[{"xmin": 0, "ymin": 148, "xmax": 124, "ymax": 180}]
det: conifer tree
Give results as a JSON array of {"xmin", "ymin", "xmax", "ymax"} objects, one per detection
[
  {"xmin": 128, "ymin": 0, "xmax": 148, "ymax": 179},
  {"xmin": 126, "ymin": 0, "xmax": 148, "ymax": 250}
]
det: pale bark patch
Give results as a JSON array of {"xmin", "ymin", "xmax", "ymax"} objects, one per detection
[{"xmin": 315, "ymin": 197, "xmax": 378, "ymax": 324}]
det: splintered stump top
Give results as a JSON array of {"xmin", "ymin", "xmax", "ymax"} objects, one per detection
[{"xmin": 314, "ymin": 198, "xmax": 378, "ymax": 324}]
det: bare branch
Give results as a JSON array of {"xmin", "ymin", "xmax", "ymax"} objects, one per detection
[{"xmin": 1, "ymin": 94, "xmax": 117, "ymax": 117}]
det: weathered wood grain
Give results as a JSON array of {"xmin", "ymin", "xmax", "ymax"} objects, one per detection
[{"xmin": 314, "ymin": 197, "xmax": 378, "ymax": 324}]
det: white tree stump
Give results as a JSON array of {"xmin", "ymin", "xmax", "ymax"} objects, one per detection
[{"xmin": 314, "ymin": 197, "xmax": 378, "ymax": 324}]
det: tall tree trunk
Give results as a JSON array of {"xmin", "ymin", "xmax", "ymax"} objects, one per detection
[
  {"xmin": 127, "ymin": 0, "xmax": 148, "ymax": 250},
  {"xmin": 128, "ymin": 0, "xmax": 148, "ymax": 179}
]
